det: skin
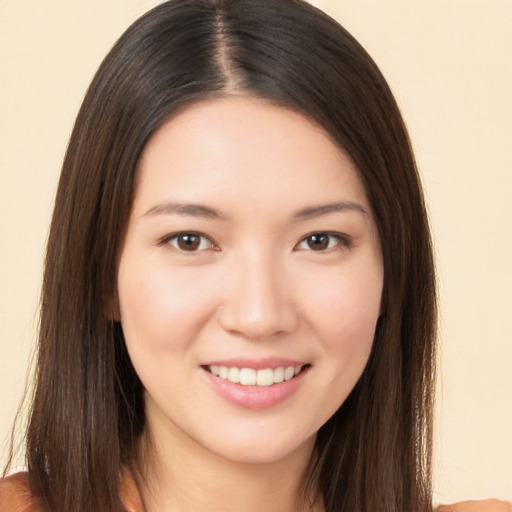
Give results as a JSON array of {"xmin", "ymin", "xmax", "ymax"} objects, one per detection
[{"xmin": 116, "ymin": 97, "xmax": 383, "ymax": 511}]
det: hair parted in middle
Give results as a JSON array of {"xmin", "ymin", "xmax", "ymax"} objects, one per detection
[{"xmin": 21, "ymin": 1, "xmax": 436, "ymax": 511}]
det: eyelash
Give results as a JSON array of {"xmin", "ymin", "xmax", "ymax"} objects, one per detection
[
  {"xmin": 158, "ymin": 231, "xmax": 352, "ymax": 253},
  {"xmin": 159, "ymin": 232, "xmax": 217, "ymax": 252},
  {"xmin": 296, "ymin": 232, "xmax": 353, "ymax": 252}
]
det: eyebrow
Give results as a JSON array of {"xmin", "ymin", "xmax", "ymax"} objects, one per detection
[
  {"xmin": 143, "ymin": 200, "xmax": 368, "ymax": 220},
  {"xmin": 293, "ymin": 201, "xmax": 368, "ymax": 219},
  {"xmin": 144, "ymin": 201, "xmax": 224, "ymax": 219}
]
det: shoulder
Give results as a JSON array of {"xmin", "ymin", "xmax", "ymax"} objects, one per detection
[
  {"xmin": 1, "ymin": 468, "xmax": 144, "ymax": 512},
  {"xmin": 120, "ymin": 466, "xmax": 145, "ymax": 512},
  {"xmin": 436, "ymin": 500, "xmax": 512, "ymax": 512},
  {"xmin": 0, "ymin": 472, "xmax": 43, "ymax": 512}
]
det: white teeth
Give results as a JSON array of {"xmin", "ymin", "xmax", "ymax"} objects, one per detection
[
  {"xmin": 256, "ymin": 368, "xmax": 274, "ymax": 387},
  {"xmin": 284, "ymin": 366, "xmax": 295, "ymax": 381},
  {"xmin": 273, "ymin": 366, "xmax": 285, "ymax": 383},
  {"xmin": 239, "ymin": 368, "xmax": 257, "ymax": 385},
  {"xmin": 227, "ymin": 367, "xmax": 240, "ymax": 383},
  {"xmin": 209, "ymin": 365, "xmax": 304, "ymax": 387}
]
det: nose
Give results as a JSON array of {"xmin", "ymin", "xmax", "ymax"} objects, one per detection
[{"xmin": 217, "ymin": 251, "xmax": 299, "ymax": 340}]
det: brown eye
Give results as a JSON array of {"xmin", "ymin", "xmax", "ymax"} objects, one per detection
[
  {"xmin": 167, "ymin": 233, "xmax": 213, "ymax": 252},
  {"xmin": 177, "ymin": 234, "xmax": 200, "ymax": 251},
  {"xmin": 296, "ymin": 232, "xmax": 352, "ymax": 252},
  {"xmin": 306, "ymin": 234, "xmax": 330, "ymax": 251}
]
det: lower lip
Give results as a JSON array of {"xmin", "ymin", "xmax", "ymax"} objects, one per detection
[{"xmin": 202, "ymin": 367, "xmax": 309, "ymax": 410}]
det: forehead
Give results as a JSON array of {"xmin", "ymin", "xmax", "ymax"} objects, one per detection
[{"xmin": 133, "ymin": 97, "xmax": 369, "ymax": 217}]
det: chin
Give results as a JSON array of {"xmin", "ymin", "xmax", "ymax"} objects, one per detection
[{"xmin": 203, "ymin": 429, "xmax": 317, "ymax": 466}]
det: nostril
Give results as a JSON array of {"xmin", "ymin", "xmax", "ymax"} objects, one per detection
[{"xmin": 217, "ymin": 303, "xmax": 299, "ymax": 340}]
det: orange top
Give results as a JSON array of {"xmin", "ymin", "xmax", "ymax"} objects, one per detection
[
  {"xmin": 435, "ymin": 502, "xmax": 512, "ymax": 512},
  {"xmin": 0, "ymin": 470, "xmax": 510, "ymax": 512},
  {"xmin": 0, "ymin": 469, "xmax": 144, "ymax": 512}
]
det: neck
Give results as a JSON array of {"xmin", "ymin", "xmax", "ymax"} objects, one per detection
[{"xmin": 133, "ymin": 404, "xmax": 321, "ymax": 512}]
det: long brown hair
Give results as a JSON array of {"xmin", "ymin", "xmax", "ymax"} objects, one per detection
[{"xmin": 5, "ymin": 1, "xmax": 436, "ymax": 510}]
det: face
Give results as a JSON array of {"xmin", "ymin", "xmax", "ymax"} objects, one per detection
[{"xmin": 117, "ymin": 97, "xmax": 383, "ymax": 465}]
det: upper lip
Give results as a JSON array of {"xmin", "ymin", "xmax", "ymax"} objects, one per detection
[{"xmin": 201, "ymin": 357, "xmax": 308, "ymax": 370}]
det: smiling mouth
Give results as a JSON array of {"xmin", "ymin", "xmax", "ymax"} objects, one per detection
[{"xmin": 204, "ymin": 364, "xmax": 309, "ymax": 387}]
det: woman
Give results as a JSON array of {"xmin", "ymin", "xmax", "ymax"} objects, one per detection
[{"xmin": 0, "ymin": 1, "xmax": 509, "ymax": 511}]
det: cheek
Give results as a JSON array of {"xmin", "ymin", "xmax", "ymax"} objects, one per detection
[
  {"xmin": 304, "ymin": 265, "xmax": 382, "ymax": 340},
  {"xmin": 300, "ymin": 262, "xmax": 382, "ymax": 380},
  {"xmin": 117, "ymin": 256, "xmax": 219, "ymax": 356}
]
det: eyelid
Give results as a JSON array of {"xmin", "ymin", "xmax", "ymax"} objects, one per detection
[
  {"xmin": 158, "ymin": 231, "xmax": 218, "ymax": 252},
  {"xmin": 295, "ymin": 232, "xmax": 353, "ymax": 252},
  {"xmin": 158, "ymin": 231, "xmax": 352, "ymax": 253}
]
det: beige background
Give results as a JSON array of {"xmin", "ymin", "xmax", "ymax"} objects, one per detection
[{"xmin": 1, "ymin": 0, "xmax": 510, "ymax": 504}]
